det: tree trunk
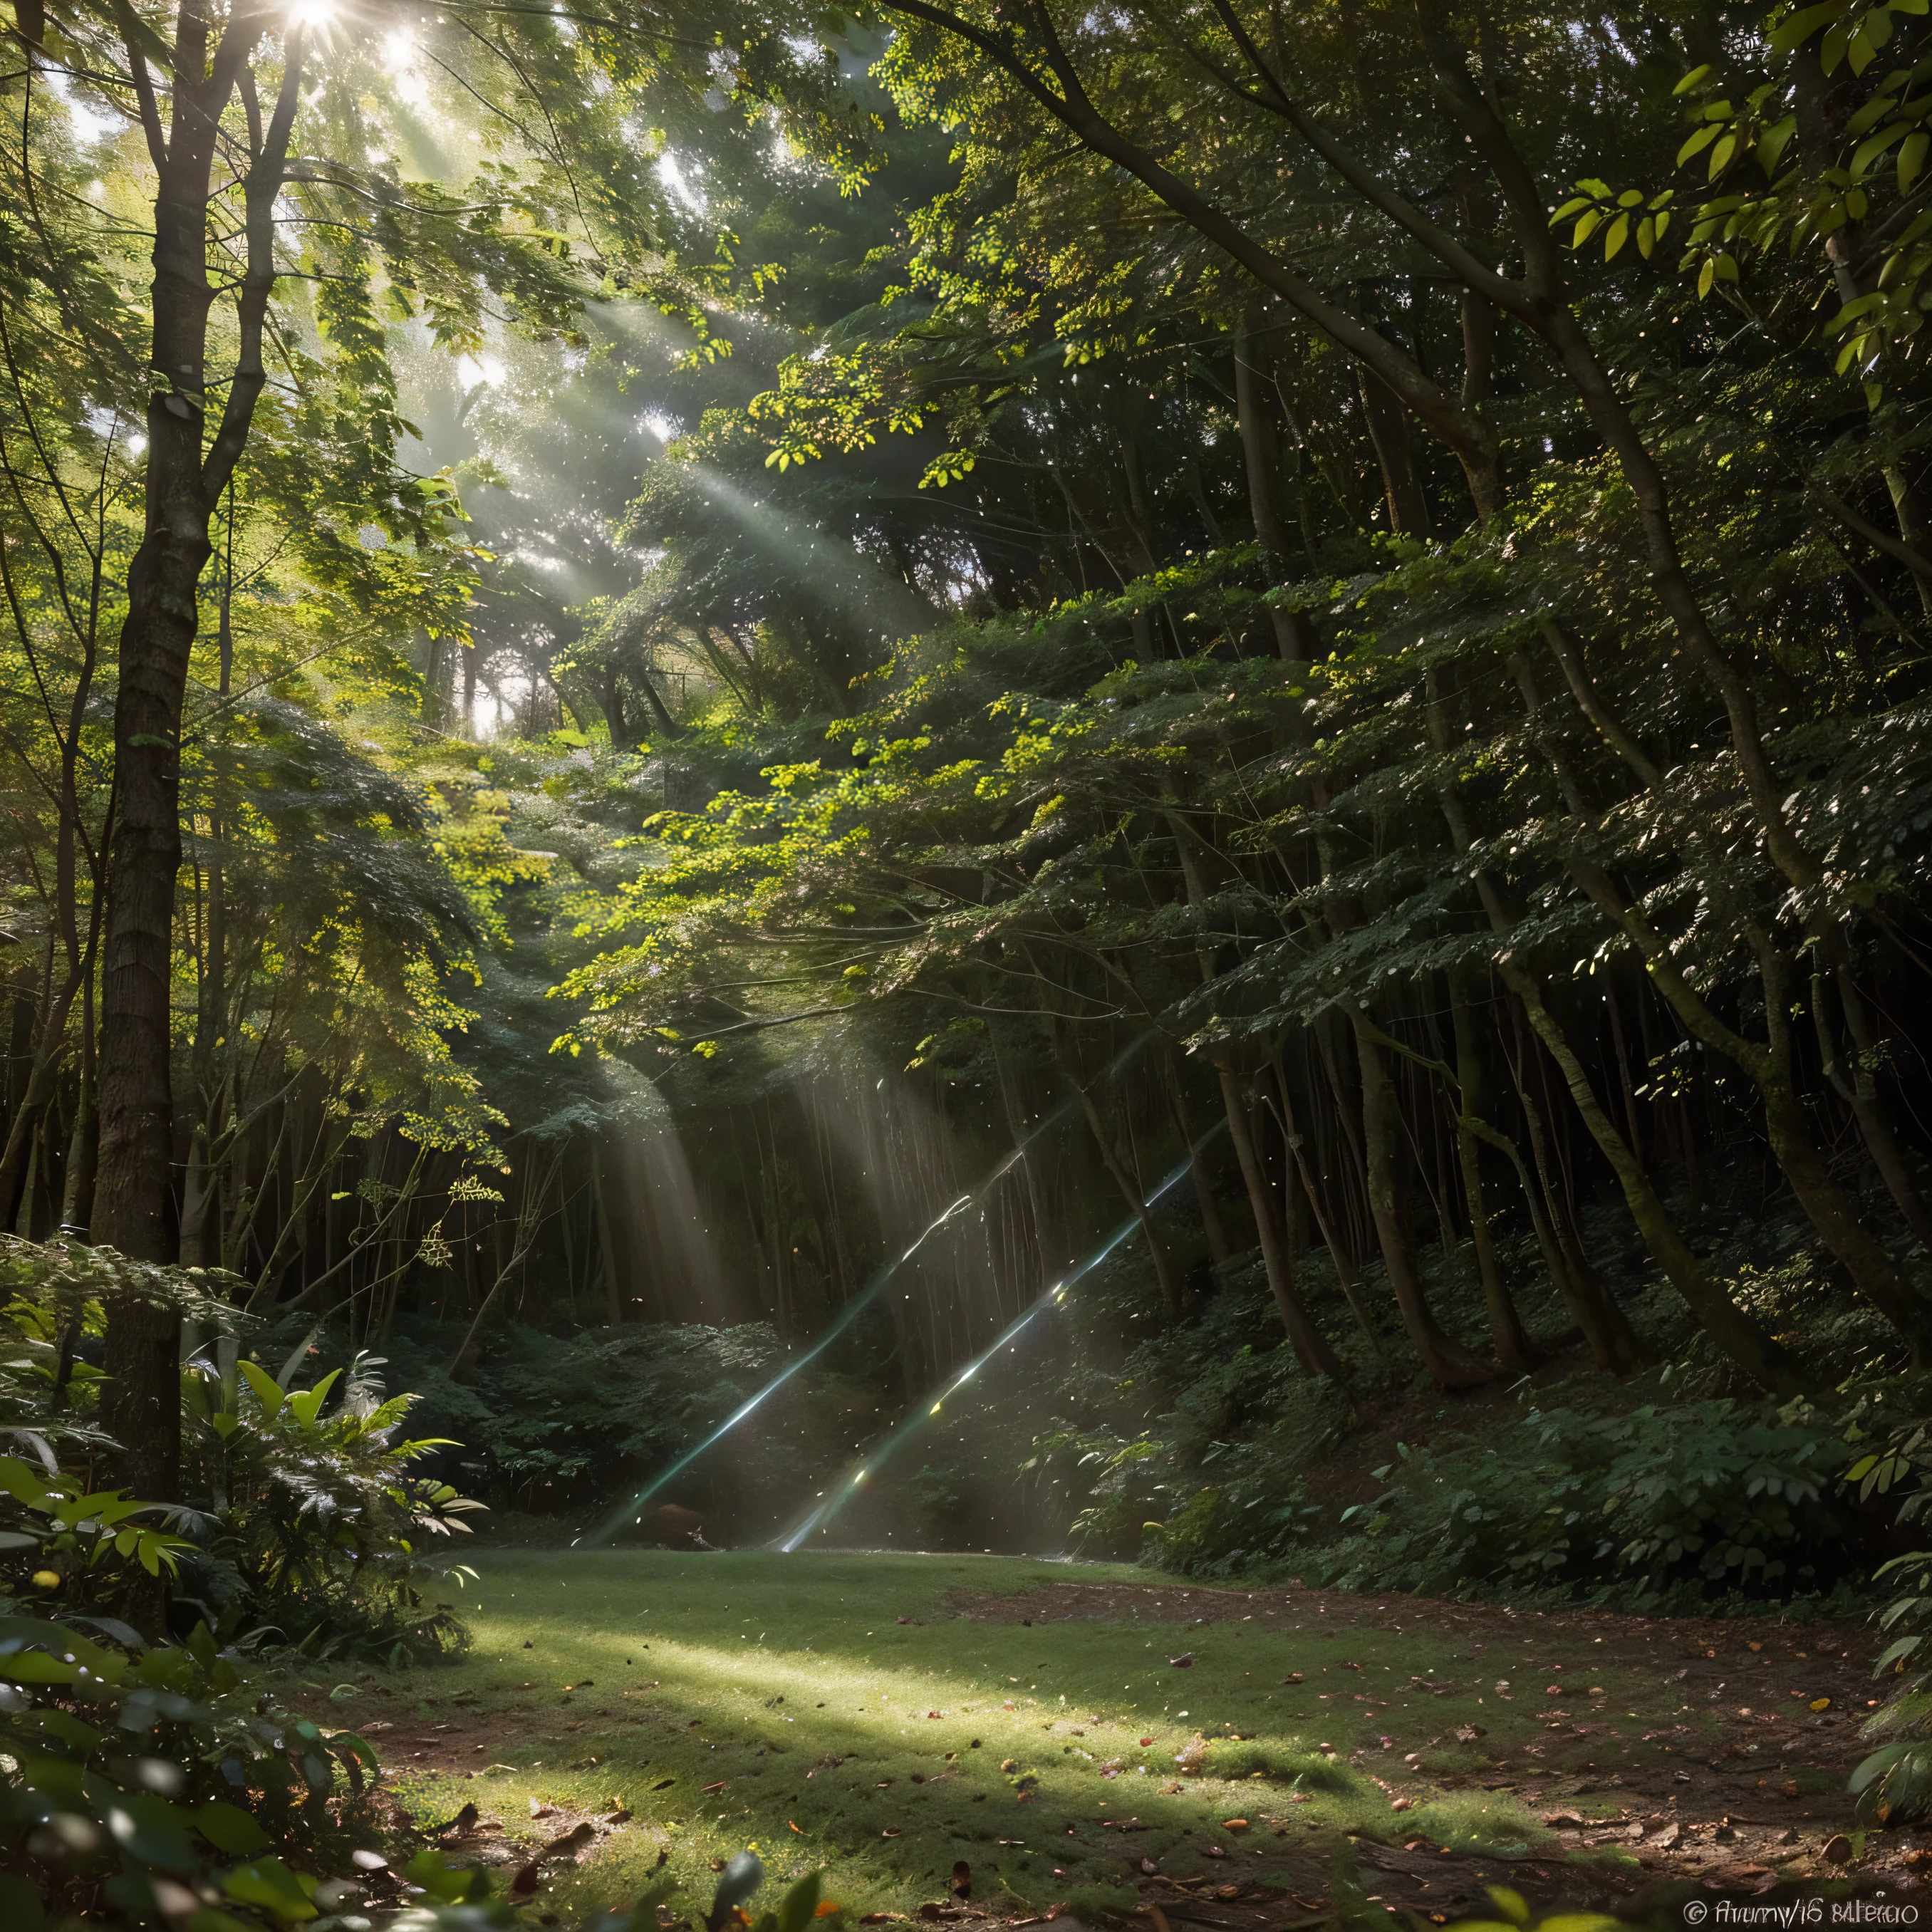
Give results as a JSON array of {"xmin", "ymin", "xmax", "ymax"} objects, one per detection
[
  {"xmin": 1447, "ymin": 976, "xmax": 1537, "ymax": 1376},
  {"xmin": 98, "ymin": 16, "xmax": 305, "ymax": 1528},
  {"xmin": 1351, "ymin": 1016, "xmax": 1497, "ymax": 1388},
  {"xmin": 1214, "ymin": 1064, "xmax": 1342, "ymax": 1380}
]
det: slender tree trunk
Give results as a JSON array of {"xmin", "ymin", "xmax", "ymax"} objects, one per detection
[
  {"xmin": 98, "ymin": 15, "xmax": 306, "ymax": 1525},
  {"xmin": 1214, "ymin": 1063, "xmax": 1343, "ymax": 1379},
  {"xmin": 1350, "ymin": 1016, "xmax": 1497, "ymax": 1387},
  {"xmin": 1447, "ymin": 976, "xmax": 1537, "ymax": 1376}
]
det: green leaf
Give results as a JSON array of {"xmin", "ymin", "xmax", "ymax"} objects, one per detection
[
  {"xmin": 1770, "ymin": 1, "xmax": 1844, "ymax": 52},
  {"xmin": 284, "ymin": 1370, "xmax": 342, "ymax": 1428},
  {"xmin": 221, "ymin": 1857, "xmax": 319, "ymax": 1921},
  {"xmin": 197, "ymin": 1801, "xmax": 272, "ymax": 1855},
  {"xmin": 0, "ymin": 1456, "xmax": 55, "ymax": 1512},
  {"xmin": 237, "ymin": 1360, "xmax": 285, "ymax": 1421},
  {"xmin": 1902, "ymin": 128, "xmax": 1928, "ymax": 189},
  {"xmin": 402, "ymin": 1847, "xmax": 493, "ymax": 1903},
  {"xmin": 1674, "ymin": 63, "xmax": 1713, "ymax": 94},
  {"xmin": 1604, "ymin": 212, "xmax": 1631, "ymax": 259},
  {"xmin": 1677, "ymin": 123, "xmax": 1721, "ymax": 167},
  {"xmin": 777, "ymin": 1871, "xmax": 825, "ymax": 1932},
  {"xmin": 1760, "ymin": 114, "xmax": 1799, "ymax": 171},
  {"xmin": 100, "ymin": 1791, "xmax": 199, "ymax": 1872},
  {"xmin": 0, "ymin": 1874, "xmax": 44, "ymax": 1932},
  {"xmin": 1854, "ymin": 121, "xmax": 1910, "ymax": 177},
  {"xmin": 1572, "ymin": 208, "xmax": 1604, "ymax": 248}
]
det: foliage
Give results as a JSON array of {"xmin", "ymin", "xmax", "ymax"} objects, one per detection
[
  {"xmin": 178, "ymin": 1344, "xmax": 483, "ymax": 1665},
  {"xmin": 0, "ymin": 1242, "xmax": 482, "ymax": 1662},
  {"xmin": 1311, "ymin": 1397, "xmax": 1853, "ymax": 1611},
  {"xmin": 0, "ymin": 1609, "xmax": 384, "ymax": 1928}
]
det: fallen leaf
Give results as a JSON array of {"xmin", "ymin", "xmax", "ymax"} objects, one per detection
[
  {"xmin": 883, "ymin": 1827, "xmax": 903, "ymax": 1839},
  {"xmin": 1810, "ymin": 1698, "xmax": 1832, "ymax": 1713},
  {"xmin": 790, "ymin": 1822, "xmax": 805, "ymax": 1834},
  {"xmin": 1653, "ymin": 1823, "xmax": 1682, "ymax": 1851},
  {"xmin": 509, "ymin": 1862, "xmax": 539, "ymax": 1899},
  {"xmin": 701, "ymin": 1780, "xmax": 728, "ymax": 1795},
  {"xmin": 1281, "ymin": 1673, "xmax": 1302, "ymax": 1685},
  {"xmin": 1214, "ymin": 1886, "xmax": 1239, "ymax": 1901},
  {"xmin": 605, "ymin": 1809, "xmax": 633, "ymax": 1826},
  {"xmin": 1390, "ymin": 1798, "xmax": 1413, "ymax": 1814},
  {"xmin": 1139, "ymin": 1737, "xmax": 1154, "ymax": 1747},
  {"xmin": 529, "ymin": 1799, "xmax": 560, "ymax": 1819},
  {"xmin": 1824, "ymin": 1834, "xmax": 1855, "ymax": 1865},
  {"xmin": 1542, "ymin": 1812, "xmax": 1585, "ymax": 1829},
  {"xmin": 1168, "ymin": 1653, "xmax": 1194, "ymax": 1668},
  {"xmin": 1222, "ymin": 1819, "xmax": 1249, "ymax": 1831},
  {"xmin": 540, "ymin": 1823, "xmax": 596, "ymax": 1861}
]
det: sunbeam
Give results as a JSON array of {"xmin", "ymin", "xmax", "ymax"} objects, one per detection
[
  {"xmin": 579, "ymin": 1035, "xmax": 1164, "ymax": 1545},
  {"xmin": 775, "ymin": 1121, "xmax": 1227, "ymax": 1554}
]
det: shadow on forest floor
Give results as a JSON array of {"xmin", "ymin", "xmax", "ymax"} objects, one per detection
[{"xmin": 292, "ymin": 1552, "xmax": 1907, "ymax": 1928}]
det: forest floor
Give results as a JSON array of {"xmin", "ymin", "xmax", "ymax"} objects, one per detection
[{"xmin": 301, "ymin": 1552, "xmax": 1908, "ymax": 1928}]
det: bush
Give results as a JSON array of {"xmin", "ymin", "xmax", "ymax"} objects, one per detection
[
  {"xmin": 0, "ymin": 1608, "xmax": 384, "ymax": 1926},
  {"xmin": 0, "ymin": 1240, "xmax": 479, "ymax": 1660},
  {"xmin": 0, "ymin": 1604, "xmax": 821, "ymax": 1932},
  {"xmin": 179, "ymin": 1347, "xmax": 481, "ymax": 1662},
  {"xmin": 1307, "ymin": 1396, "xmax": 1852, "ymax": 1609}
]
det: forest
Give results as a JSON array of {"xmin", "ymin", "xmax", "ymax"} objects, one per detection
[{"xmin": 4, "ymin": 0, "xmax": 1932, "ymax": 1926}]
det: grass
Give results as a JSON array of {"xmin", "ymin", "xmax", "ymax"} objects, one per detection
[{"xmin": 331, "ymin": 1551, "xmax": 1757, "ymax": 1921}]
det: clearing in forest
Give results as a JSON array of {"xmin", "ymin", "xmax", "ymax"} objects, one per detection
[{"xmin": 313, "ymin": 1552, "xmax": 1897, "ymax": 1923}]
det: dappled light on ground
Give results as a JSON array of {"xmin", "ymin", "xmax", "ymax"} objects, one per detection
[{"xmin": 303, "ymin": 1552, "xmax": 1897, "ymax": 1925}]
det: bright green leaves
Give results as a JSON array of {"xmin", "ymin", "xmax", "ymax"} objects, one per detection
[
  {"xmin": 919, "ymin": 449, "xmax": 976, "ymax": 489},
  {"xmin": 1549, "ymin": 184, "xmax": 1674, "ymax": 261},
  {"xmin": 0, "ymin": 1455, "xmax": 190, "ymax": 1587},
  {"xmin": 1617, "ymin": 24, "xmax": 1932, "ymax": 385}
]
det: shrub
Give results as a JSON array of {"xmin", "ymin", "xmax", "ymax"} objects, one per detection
[
  {"xmin": 180, "ymin": 1348, "xmax": 481, "ymax": 1662},
  {"xmin": 0, "ymin": 1604, "xmax": 816, "ymax": 1932},
  {"xmin": 0, "ymin": 1608, "xmax": 384, "ymax": 1926},
  {"xmin": 0, "ymin": 1240, "xmax": 480, "ymax": 1660},
  {"xmin": 1307, "ymin": 1396, "xmax": 1852, "ymax": 1609}
]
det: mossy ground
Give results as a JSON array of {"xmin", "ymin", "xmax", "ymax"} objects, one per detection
[{"xmin": 308, "ymin": 1552, "xmax": 1877, "ymax": 1922}]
